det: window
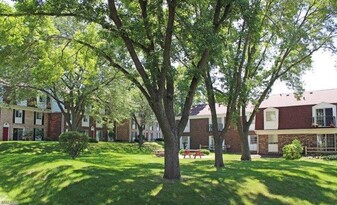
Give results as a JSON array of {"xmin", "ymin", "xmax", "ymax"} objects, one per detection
[
  {"xmin": 13, "ymin": 109, "xmax": 24, "ymax": 124},
  {"xmin": 82, "ymin": 114, "xmax": 89, "ymax": 127},
  {"xmin": 96, "ymin": 130, "xmax": 103, "ymax": 141},
  {"xmin": 13, "ymin": 128, "xmax": 24, "ymax": 141},
  {"xmin": 266, "ymin": 111, "xmax": 276, "ymax": 122},
  {"xmin": 34, "ymin": 128, "xmax": 44, "ymax": 141},
  {"xmin": 35, "ymin": 112, "xmax": 44, "ymax": 125},
  {"xmin": 15, "ymin": 110, "xmax": 22, "ymax": 118},
  {"xmin": 316, "ymin": 108, "xmax": 334, "ymax": 127},
  {"xmin": 250, "ymin": 135, "xmax": 258, "ymax": 144},
  {"xmin": 312, "ymin": 103, "xmax": 336, "ymax": 127},
  {"xmin": 131, "ymin": 131, "xmax": 138, "ymax": 142},
  {"xmin": 268, "ymin": 135, "xmax": 278, "ymax": 144},
  {"xmin": 131, "ymin": 119, "xmax": 137, "ymax": 130},
  {"xmin": 180, "ymin": 136, "xmax": 190, "ymax": 149},
  {"xmin": 317, "ymin": 134, "xmax": 336, "ymax": 151},
  {"xmin": 264, "ymin": 108, "xmax": 279, "ymax": 129}
]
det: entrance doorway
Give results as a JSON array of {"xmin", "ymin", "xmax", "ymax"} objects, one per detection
[{"xmin": 2, "ymin": 127, "xmax": 9, "ymax": 141}]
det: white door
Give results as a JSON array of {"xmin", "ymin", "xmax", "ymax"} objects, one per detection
[
  {"xmin": 180, "ymin": 136, "xmax": 190, "ymax": 149},
  {"xmin": 249, "ymin": 135, "xmax": 258, "ymax": 151},
  {"xmin": 268, "ymin": 135, "xmax": 278, "ymax": 152}
]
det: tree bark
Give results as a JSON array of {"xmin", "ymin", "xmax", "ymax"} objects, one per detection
[
  {"xmin": 163, "ymin": 131, "xmax": 180, "ymax": 180},
  {"xmin": 214, "ymin": 135, "xmax": 224, "ymax": 167},
  {"xmin": 239, "ymin": 130, "xmax": 251, "ymax": 161}
]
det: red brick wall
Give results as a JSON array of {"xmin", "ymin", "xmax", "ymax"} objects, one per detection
[
  {"xmin": 258, "ymin": 134, "xmax": 318, "ymax": 155},
  {"xmin": 116, "ymin": 120, "xmax": 130, "ymax": 141},
  {"xmin": 279, "ymin": 106, "xmax": 313, "ymax": 129},
  {"xmin": 187, "ymin": 118, "xmax": 209, "ymax": 149},
  {"xmin": 183, "ymin": 118, "xmax": 243, "ymax": 153},
  {"xmin": 256, "ymin": 104, "xmax": 337, "ymax": 130},
  {"xmin": 48, "ymin": 112, "xmax": 62, "ymax": 140}
]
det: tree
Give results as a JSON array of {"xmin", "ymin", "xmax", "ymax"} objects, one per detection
[
  {"xmin": 130, "ymin": 90, "xmax": 154, "ymax": 148},
  {"xmin": 0, "ymin": 0, "xmax": 234, "ymax": 180},
  {"xmin": 0, "ymin": 15, "xmax": 124, "ymax": 131},
  {"xmin": 217, "ymin": 0, "xmax": 337, "ymax": 160}
]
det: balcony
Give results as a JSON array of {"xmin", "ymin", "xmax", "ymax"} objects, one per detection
[
  {"xmin": 208, "ymin": 123, "xmax": 224, "ymax": 132},
  {"xmin": 312, "ymin": 116, "xmax": 336, "ymax": 127}
]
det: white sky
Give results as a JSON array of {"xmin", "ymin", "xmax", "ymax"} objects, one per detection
[{"xmin": 271, "ymin": 50, "xmax": 337, "ymax": 94}]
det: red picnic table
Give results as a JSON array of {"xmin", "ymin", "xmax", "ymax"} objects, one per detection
[{"xmin": 183, "ymin": 149, "xmax": 202, "ymax": 159}]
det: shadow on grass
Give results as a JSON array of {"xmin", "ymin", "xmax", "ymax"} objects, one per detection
[{"xmin": 0, "ymin": 151, "xmax": 336, "ymax": 205}]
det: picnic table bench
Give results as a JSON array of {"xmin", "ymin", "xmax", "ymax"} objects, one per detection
[
  {"xmin": 154, "ymin": 150, "xmax": 165, "ymax": 157},
  {"xmin": 183, "ymin": 149, "xmax": 202, "ymax": 159}
]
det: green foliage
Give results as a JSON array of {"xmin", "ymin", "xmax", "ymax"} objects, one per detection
[
  {"xmin": 282, "ymin": 139, "xmax": 303, "ymax": 160},
  {"xmin": 59, "ymin": 131, "xmax": 89, "ymax": 159},
  {"xmin": 201, "ymin": 149, "xmax": 210, "ymax": 155}
]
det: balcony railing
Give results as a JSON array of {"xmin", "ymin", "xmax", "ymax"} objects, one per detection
[
  {"xmin": 312, "ymin": 116, "xmax": 336, "ymax": 127},
  {"xmin": 208, "ymin": 123, "xmax": 224, "ymax": 132}
]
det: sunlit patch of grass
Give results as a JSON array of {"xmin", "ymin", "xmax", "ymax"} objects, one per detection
[{"xmin": 0, "ymin": 142, "xmax": 337, "ymax": 204}]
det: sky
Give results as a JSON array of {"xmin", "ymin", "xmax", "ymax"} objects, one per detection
[{"xmin": 271, "ymin": 50, "xmax": 337, "ymax": 94}]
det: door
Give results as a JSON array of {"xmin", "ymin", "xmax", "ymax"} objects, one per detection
[{"xmin": 2, "ymin": 127, "xmax": 8, "ymax": 141}]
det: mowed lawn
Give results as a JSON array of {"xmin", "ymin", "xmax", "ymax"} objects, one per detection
[{"xmin": 0, "ymin": 142, "xmax": 336, "ymax": 205}]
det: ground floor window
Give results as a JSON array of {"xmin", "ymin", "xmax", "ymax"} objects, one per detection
[
  {"xmin": 13, "ymin": 128, "xmax": 24, "ymax": 141},
  {"xmin": 317, "ymin": 134, "xmax": 336, "ymax": 151},
  {"xmin": 250, "ymin": 135, "xmax": 258, "ymax": 144},
  {"xmin": 34, "ymin": 128, "xmax": 44, "ymax": 141},
  {"xmin": 131, "ymin": 131, "xmax": 138, "ymax": 142},
  {"xmin": 96, "ymin": 130, "xmax": 103, "ymax": 141},
  {"xmin": 180, "ymin": 136, "xmax": 190, "ymax": 149}
]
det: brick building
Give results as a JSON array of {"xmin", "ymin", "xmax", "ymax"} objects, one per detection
[
  {"xmin": 2, "ymin": 87, "xmax": 337, "ymax": 155},
  {"xmin": 114, "ymin": 89, "xmax": 337, "ymax": 155}
]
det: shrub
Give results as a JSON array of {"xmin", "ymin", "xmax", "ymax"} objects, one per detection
[
  {"xmin": 59, "ymin": 131, "xmax": 89, "ymax": 159},
  {"xmin": 282, "ymin": 139, "xmax": 303, "ymax": 160},
  {"xmin": 201, "ymin": 149, "xmax": 210, "ymax": 155},
  {"xmin": 89, "ymin": 138, "xmax": 98, "ymax": 143}
]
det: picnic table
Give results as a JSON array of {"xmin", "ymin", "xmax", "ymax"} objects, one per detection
[
  {"xmin": 154, "ymin": 150, "xmax": 165, "ymax": 157},
  {"xmin": 183, "ymin": 149, "xmax": 202, "ymax": 159}
]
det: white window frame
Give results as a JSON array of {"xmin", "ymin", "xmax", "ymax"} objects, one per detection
[
  {"xmin": 264, "ymin": 107, "xmax": 279, "ymax": 130},
  {"xmin": 35, "ymin": 112, "xmax": 43, "ymax": 125},
  {"xmin": 312, "ymin": 103, "xmax": 336, "ymax": 127},
  {"xmin": 82, "ymin": 114, "xmax": 90, "ymax": 127},
  {"xmin": 14, "ymin": 110, "xmax": 23, "ymax": 124}
]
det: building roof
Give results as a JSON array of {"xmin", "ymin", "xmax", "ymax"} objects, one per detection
[
  {"xmin": 260, "ymin": 88, "xmax": 337, "ymax": 108},
  {"xmin": 189, "ymin": 88, "xmax": 337, "ymax": 117},
  {"xmin": 190, "ymin": 104, "xmax": 227, "ymax": 116}
]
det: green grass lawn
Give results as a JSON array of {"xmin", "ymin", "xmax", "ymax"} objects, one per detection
[{"xmin": 0, "ymin": 142, "xmax": 336, "ymax": 205}]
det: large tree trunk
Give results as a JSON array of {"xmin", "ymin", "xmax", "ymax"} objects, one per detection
[
  {"xmin": 214, "ymin": 136, "xmax": 224, "ymax": 167},
  {"xmin": 163, "ymin": 131, "xmax": 180, "ymax": 180},
  {"xmin": 239, "ymin": 128, "xmax": 251, "ymax": 161}
]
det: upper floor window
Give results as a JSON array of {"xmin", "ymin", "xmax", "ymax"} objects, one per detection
[
  {"xmin": 82, "ymin": 114, "xmax": 90, "ymax": 127},
  {"xmin": 312, "ymin": 103, "xmax": 336, "ymax": 127},
  {"xmin": 13, "ymin": 109, "xmax": 25, "ymax": 124},
  {"xmin": 263, "ymin": 107, "xmax": 279, "ymax": 130},
  {"xmin": 35, "ymin": 112, "xmax": 44, "ymax": 125}
]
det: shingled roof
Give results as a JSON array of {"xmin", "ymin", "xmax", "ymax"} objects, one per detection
[
  {"xmin": 260, "ymin": 88, "xmax": 337, "ymax": 108},
  {"xmin": 188, "ymin": 88, "xmax": 337, "ymax": 116}
]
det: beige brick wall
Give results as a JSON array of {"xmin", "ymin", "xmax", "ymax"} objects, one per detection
[{"xmin": 0, "ymin": 107, "xmax": 49, "ymax": 141}]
